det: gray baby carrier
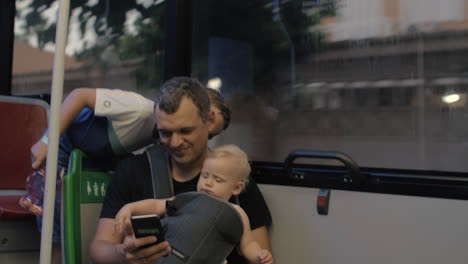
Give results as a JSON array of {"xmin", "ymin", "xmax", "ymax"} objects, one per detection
[{"xmin": 146, "ymin": 144, "xmax": 244, "ymax": 264}]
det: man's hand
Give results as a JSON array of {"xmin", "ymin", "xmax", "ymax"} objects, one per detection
[
  {"xmin": 31, "ymin": 139, "xmax": 48, "ymax": 169},
  {"xmin": 119, "ymin": 219, "xmax": 171, "ymax": 263}
]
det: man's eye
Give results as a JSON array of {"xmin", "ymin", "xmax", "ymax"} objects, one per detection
[
  {"xmin": 201, "ymin": 172, "xmax": 208, "ymax": 178},
  {"xmin": 215, "ymin": 177, "xmax": 223, "ymax": 183},
  {"xmin": 180, "ymin": 128, "xmax": 193, "ymax": 135},
  {"xmin": 160, "ymin": 131, "xmax": 171, "ymax": 138}
]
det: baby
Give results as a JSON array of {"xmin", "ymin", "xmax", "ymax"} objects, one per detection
[{"xmin": 115, "ymin": 144, "xmax": 273, "ymax": 264}]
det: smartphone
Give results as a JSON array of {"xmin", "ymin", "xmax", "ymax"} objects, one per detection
[{"xmin": 130, "ymin": 214, "xmax": 165, "ymax": 247}]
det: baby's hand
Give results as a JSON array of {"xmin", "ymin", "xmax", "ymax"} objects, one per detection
[
  {"xmin": 19, "ymin": 196, "xmax": 43, "ymax": 215},
  {"xmin": 114, "ymin": 205, "xmax": 133, "ymax": 236},
  {"xmin": 257, "ymin": 249, "xmax": 273, "ymax": 264}
]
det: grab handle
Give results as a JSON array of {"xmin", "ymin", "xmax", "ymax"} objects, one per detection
[{"xmin": 284, "ymin": 149, "xmax": 365, "ymax": 185}]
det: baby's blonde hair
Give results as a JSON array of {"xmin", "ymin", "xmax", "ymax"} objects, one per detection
[{"xmin": 206, "ymin": 144, "xmax": 251, "ymax": 189}]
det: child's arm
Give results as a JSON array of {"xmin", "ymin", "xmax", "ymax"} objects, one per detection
[
  {"xmin": 31, "ymin": 88, "xmax": 97, "ymax": 169},
  {"xmin": 236, "ymin": 206, "xmax": 274, "ymax": 264},
  {"xmin": 114, "ymin": 199, "xmax": 167, "ymax": 236}
]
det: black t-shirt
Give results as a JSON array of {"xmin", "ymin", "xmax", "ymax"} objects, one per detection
[{"xmin": 100, "ymin": 153, "xmax": 272, "ymax": 263}]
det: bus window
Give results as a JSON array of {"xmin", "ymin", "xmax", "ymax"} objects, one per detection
[
  {"xmin": 12, "ymin": 0, "xmax": 165, "ymax": 98},
  {"xmin": 191, "ymin": 0, "xmax": 468, "ymax": 172}
]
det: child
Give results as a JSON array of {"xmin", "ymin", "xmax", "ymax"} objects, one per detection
[{"xmin": 114, "ymin": 144, "xmax": 274, "ymax": 264}]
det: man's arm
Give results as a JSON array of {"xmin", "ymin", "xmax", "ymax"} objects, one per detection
[
  {"xmin": 31, "ymin": 88, "xmax": 97, "ymax": 169},
  {"xmin": 91, "ymin": 155, "xmax": 172, "ymax": 263},
  {"xmin": 90, "ymin": 218, "xmax": 126, "ymax": 263},
  {"xmin": 90, "ymin": 218, "xmax": 171, "ymax": 264}
]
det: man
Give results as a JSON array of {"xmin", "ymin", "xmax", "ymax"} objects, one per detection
[{"xmin": 90, "ymin": 77, "xmax": 272, "ymax": 263}]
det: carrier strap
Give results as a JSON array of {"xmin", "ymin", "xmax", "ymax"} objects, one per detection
[{"xmin": 146, "ymin": 144, "xmax": 174, "ymax": 199}]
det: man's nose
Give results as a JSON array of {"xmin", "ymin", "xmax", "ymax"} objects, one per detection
[{"xmin": 169, "ymin": 133, "xmax": 183, "ymax": 148}]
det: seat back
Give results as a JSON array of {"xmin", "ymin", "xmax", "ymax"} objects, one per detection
[
  {"xmin": 62, "ymin": 149, "xmax": 111, "ymax": 264},
  {"xmin": 0, "ymin": 95, "xmax": 48, "ymax": 221},
  {"xmin": 0, "ymin": 95, "xmax": 48, "ymax": 255},
  {"xmin": 0, "ymin": 96, "xmax": 48, "ymax": 190}
]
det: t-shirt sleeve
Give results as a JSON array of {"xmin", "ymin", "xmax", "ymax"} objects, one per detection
[
  {"xmin": 238, "ymin": 176, "xmax": 272, "ymax": 230},
  {"xmin": 93, "ymin": 89, "xmax": 156, "ymax": 154},
  {"xmin": 94, "ymin": 88, "xmax": 154, "ymax": 120}
]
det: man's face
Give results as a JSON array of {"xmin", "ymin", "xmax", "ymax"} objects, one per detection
[{"xmin": 156, "ymin": 97, "xmax": 213, "ymax": 166}]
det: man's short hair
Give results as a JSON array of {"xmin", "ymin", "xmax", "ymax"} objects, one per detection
[
  {"xmin": 206, "ymin": 144, "xmax": 251, "ymax": 189},
  {"xmin": 205, "ymin": 88, "xmax": 231, "ymax": 131},
  {"xmin": 156, "ymin": 77, "xmax": 210, "ymax": 121}
]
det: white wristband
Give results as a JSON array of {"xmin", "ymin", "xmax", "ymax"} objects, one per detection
[{"xmin": 41, "ymin": 135, "xmax": 48, "ymax": 145}]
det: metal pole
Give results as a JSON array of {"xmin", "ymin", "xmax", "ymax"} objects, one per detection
[{"xmin": 40, "ymin": 0, "xmax": 70, "ymax": 263}]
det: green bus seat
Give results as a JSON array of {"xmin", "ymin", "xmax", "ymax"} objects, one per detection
[{"xmin": 63, "ymin": 149, "xmax": 111, "ymax": 264}]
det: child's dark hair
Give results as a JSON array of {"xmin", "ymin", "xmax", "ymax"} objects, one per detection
[{"xmin": 205, "ymin": 88, "xmax": 231, "ymax": 131}]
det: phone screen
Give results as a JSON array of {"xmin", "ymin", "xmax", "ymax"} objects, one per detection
[{"xmin": 130, "ymin": 214, "xmax": 165, "ymax": 247}]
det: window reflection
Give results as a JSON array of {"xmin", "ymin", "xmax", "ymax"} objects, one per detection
[
  {"xmin": 193, "ymin": 0, "xmax": 468, "ymax": 172},
  {"xmin": 13, "ymin": 0, "xmax": 165, "ymax": 98}
]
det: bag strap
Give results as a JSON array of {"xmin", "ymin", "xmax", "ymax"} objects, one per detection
[{"xmin": 146, "ymin": 144, "xmax": 174, "ymax": 199}]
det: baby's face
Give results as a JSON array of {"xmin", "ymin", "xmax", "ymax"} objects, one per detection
[{"xmin": 197, "ymin": 157, "xmax": 243, "ymax": 201}]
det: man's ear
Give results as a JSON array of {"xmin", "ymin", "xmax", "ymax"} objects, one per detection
[{"xmin": 232, "ymin": 181, "xmax": 245, "ymax": 196}]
